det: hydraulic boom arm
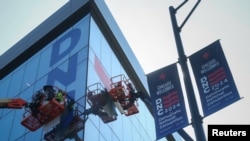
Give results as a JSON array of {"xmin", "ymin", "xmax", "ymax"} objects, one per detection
[{"xmin": 0, "ymin": 98, "xmax": 27, "ymax": 109}]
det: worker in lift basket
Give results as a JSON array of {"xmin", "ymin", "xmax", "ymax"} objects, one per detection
[
  {"xmin": 29, "ymin": 90, "xmax": 44, "ymax": 117},
  {"xmin": 43, "ymin": 85, "xmax": 55, "ymax": 101},
  {"xmin": 55, "ymin": 90, "xmax": 64, "ymax": 103}
]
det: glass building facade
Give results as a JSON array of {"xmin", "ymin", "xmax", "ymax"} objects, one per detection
[{"xmin": 0, "ymin": 0, "xmax": 157, "ymax": 141}]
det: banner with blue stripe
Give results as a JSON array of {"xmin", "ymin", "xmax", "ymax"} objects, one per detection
[
  {"xmin": 147, "ymin": 63, "xmax": 188, "ymax": 140},
  {"xmin": 189, "ymin": 40, "xmax": 240, "ymax": 116}
]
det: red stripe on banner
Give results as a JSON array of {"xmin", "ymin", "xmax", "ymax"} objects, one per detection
[
  {"xmin": 162, "ymin": 91, "xmax": 179, "ymax": 108},
  {"xmin": 208, "ymin": 67, "xmax": 227, "ymax": 85},
  {"xmin": 94, "ymin": 55, "xmax": 111, "ymax": 90}
]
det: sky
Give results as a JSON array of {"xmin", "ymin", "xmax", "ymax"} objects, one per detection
[{"xmin": 1, "ymin": 0, "xmax": 250, "ymax": 140}]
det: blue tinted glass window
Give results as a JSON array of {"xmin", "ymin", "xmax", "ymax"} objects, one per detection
[
  {"xmin": 0, "ymin": 14, "xmax": 90, "ymax": 140},
  {"xmin": 9, "ymin": 111, "xmax": 26, "ymax": 141},
  {"xmin": 0, "ymin": 75, "xmax": 11, "ymax": 98},
  {"xmin": 0, "ymin": 6, "xmax": 157, "ymax": 140},
  {"xmin": 85, "ymin": 17, "xmax": 156, "ymax": 141},
  {"xmin": 0, "ymin": 111, "xmax": 15, "ymax": 141},
  {"xmin": 21, "ymin": 54, "xmax": 40, "ymax": 91},
  {"xmin": 8, "ymin": 66, "xmax": 25, "ymax": 97},
  {"xmin": 24, "ymin": 128, "xmax": 43, "ymax": 141},
  {"xmin": 36, "ymin": 44, "xmax": 53, "ymax": 79}
]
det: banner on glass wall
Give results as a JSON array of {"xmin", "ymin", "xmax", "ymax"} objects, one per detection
[
  {"xmin": 147, "ymin": 63, "xmax": 188, "ymax": 140},
  {"xmin": 189, "ymin": 40, "xmax": 240, "ymax": 116}
]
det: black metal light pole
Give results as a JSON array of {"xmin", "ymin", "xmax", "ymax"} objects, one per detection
[{"xmin": 169, "ymin": 0, "xmax": 206, "ymax": 141}]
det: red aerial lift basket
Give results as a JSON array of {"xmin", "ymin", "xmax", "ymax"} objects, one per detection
[
  {"xmin": 21, "ymin": 99, "xmax": 65, "ymax": 131},
  {"xmin": 109, "ymin": 74, "xmax": 139, "ymax": 116}
]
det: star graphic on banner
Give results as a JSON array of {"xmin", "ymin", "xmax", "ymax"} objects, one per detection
[
  {"xmin": 202, "ymin": 52, "xmax": 209, "ymax": 59},
  {"xmin": 159, "ymin": 73, "xmax": 166, "ymax": 80}
]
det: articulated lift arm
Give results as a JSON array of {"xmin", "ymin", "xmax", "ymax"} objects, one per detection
[{"xmin": 0, "ymin": 98, "xmax": 27, "ymax": 109}]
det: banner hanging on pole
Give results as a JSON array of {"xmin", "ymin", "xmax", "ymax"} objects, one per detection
[
  {"xmin": 147, "ymin": 63, "xmax": 188, "ymax": 140},
  {"xmin": 189, "ymin": 40, "xmax": 240, "ymax": 116}
]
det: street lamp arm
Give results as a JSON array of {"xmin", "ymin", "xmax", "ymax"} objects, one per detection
[
  {"xmin": 176, "ymin": 0, "xmax": 188, "ymax": 11},
  {"xmin": 179, "ymin": 0, "xmax": 201, "ymax": 30},
  {"xmin": 172, "ymin": 0, "xmax": 201, "ymax": 32}
]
